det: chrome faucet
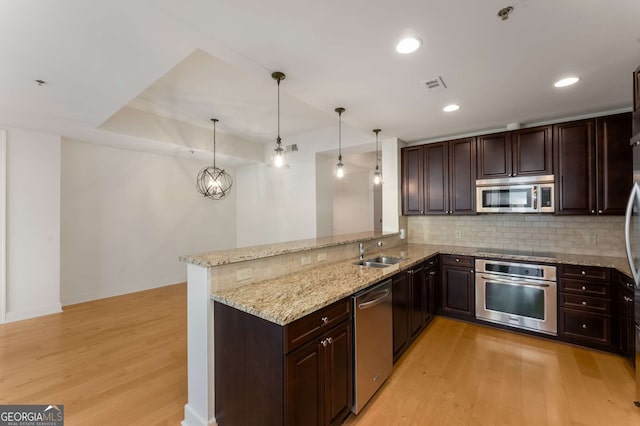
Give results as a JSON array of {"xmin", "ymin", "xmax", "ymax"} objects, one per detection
[{"xmin": 359, "ymin": 240, "xmax": 383, "ymax": 260}]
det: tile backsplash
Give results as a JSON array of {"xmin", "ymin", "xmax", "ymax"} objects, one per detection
[{"xmin": 407, "ymin": 214, "xmax": 625, "ymax": 257}]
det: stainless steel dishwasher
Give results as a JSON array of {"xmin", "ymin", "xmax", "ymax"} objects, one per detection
[{"xmin": 352, "ymin": 279, "xmax": 393, "ymax": 414}]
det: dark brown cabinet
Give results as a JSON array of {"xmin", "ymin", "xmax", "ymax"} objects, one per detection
[
  {"xmin": 286, "ymin": 320, "xmax": 352, "ymax": 426},
  {"xmin": 393, "ymin": 256, "xmax": 438, "ymax": 362},
  {"xmin": 616, "ymin": 272, "xmax": 635, "ymax": 365},
  {"xmin": 438, "ymin": 255, "xmax": 475, "ymax": 318},
  {"xmin": 401, "ymin": 138, "xmax": 475, "ymax": 215},
  {"xmin": 558, "ymin": 265, "xmax": 614, "ymax": 351},
  {"xmin": 214, "ymin": 298, "xmax": 352, "ymax": 426},
  {"xmin": 554, "ymin": 113, "xmax": 632, "ymax": 215},
  {"xmin": 476, "ymin": 126, "xmax": 552, "ymax": 180}
]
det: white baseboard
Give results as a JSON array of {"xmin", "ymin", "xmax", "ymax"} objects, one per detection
[
  {"xmin": 61, "ymin": 279, "xmax": 185, "ymax": 306},
  {"xmin": 181, "ymin": 403, "xmax": 217, "ymax": 426},
  {"xmin": 5, "ymin": 303, "xmax": 62, "ymax": 323}
]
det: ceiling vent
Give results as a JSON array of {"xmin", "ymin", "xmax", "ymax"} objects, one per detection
[{"xmin": 420, "ymin": 76, "xmax": 448, "ymax": 92}]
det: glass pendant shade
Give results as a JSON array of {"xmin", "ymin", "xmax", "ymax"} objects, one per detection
[
  {"xmin": 196, "ymin": 118, "xmax": 233, "ymax": 200},
  {"xmin": 335, "ymin": 107, "xmax": 345, "ymax": 178},
  {"xmin": 270, "ymin": 71, "xmax": 288, "ymax": 168},
  {"xmin": 373, "ymin": 128, "xmax": 382, "ymax": 185}
]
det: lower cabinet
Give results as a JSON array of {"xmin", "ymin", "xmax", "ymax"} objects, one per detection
[
  {"xmin": 616, "ymin": 272, "xmax": 635, "ymax": 365},
  {"xmin": 438, "ymin": 255, "xmax": 475, "ymax": 318},
  {"xmin": 286, "ymin": 320, "xmax": 352, "ymax": 426},
  {"xmin": 557, "ymin": 265, "xmax": 614, "ymax": 351},
  {"xmin": 393, "ymin": 256, "xmax": 438, "ymax": 362},
  {"xmin": 214, "ymin": 298, "xmax": 352, "ymax": 426}
]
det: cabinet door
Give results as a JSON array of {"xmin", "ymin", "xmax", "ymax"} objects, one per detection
[
  {"xmin": 439, "ymin": 266, "xmax": 474, "ymax": 317},
  {"xmin": 596, "ymin": 113, "xmax": 632, "ymax": 215},
  {"xmin": 424, "ymin": 265, "xmax": 438, "ymax": 324},
  {"xmin": 449, "ymin": 137, "xmax": 476, "ymax": 214},
  {"xmin": 554, "ymin": 120, "xmax": 596, "ymax": 214},
  {"xmin": 410, "ymin": 265, "xmax": 426, "ymax": 338},
  {"xmin": 285, "ymin": 339, "xmax": 324, "ymax": 426},
  {"xmin": 324, "ymin": 321, "xmax": 352, "ymax": 426},
  {"xmin": 512, "ymin": 125, "xmax": 552, "ymax": 177},
  {"xmin": 402, "ymin": 146, "xmax": 424, "ymax": 215},
  {"xmin": 392, "ymin": 272, "xmax": 411, "ymax": 360},
  {"xmin": 424, "ymin": 142, "xmax": 449, "ymax": 214},
  {"xmin": 477, "ymin": 132, "xmax": 512, "ymax": 179}
]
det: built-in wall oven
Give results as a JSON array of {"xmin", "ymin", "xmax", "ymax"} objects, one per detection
[{"xmin": 475, "ymin": 259, "xmax": 557, "ymax": 335}]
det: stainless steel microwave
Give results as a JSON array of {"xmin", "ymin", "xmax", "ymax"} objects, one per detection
[{"xmin": 476, "ymin": 175, "xmax": 555, "ymax": 213}]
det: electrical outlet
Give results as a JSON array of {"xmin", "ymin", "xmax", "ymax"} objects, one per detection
[
  {"xmin": 317, "ymin": 252, "xmax": 327, "ymax": 262},
  {"xmin": 301, "ymin": 255, "xmax": 312, "ymax": 266},
  {"xmin": 237, "ymin": 267, "xmax": 252, "ymax": 281},
  {"xmin": 455, "ymin": 229, "xmax": 462, "ymax": 240}
]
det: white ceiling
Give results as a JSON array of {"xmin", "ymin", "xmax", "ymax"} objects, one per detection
[{"xmin": 1, "ymin": 0, "xmax": 639, "ymax": 160}]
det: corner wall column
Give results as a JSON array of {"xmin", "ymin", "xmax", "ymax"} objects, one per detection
[{"xmin": 182, "ymin": 264, "xmax": 216, "ymax": 426}]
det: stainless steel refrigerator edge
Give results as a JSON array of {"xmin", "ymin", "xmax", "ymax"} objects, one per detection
[{"xmin": 624, "ymin": 137, "xmax": 640, "ymax": 407}]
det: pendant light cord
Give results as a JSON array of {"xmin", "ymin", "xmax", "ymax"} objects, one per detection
[
  {"xmin": 211, "ymin": 118, "xmax": 219, "ymax": 168},
  {"xmin": 277, "ymin": 78, "xmax": 281, "ymax": 145},
  {"xmin": 338, "ymin": 110, "xmax": 342, "ymax": 160}
]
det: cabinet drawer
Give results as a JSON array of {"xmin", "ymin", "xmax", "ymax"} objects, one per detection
[
  {"xmin": 559, "ymin": 278, "xmax": 610, "ymax": 298},
  {"xmin": 440, "ymin": 254, "xmax": 474, "ymax": 268},
  {"xmin": 559, "ymin": 265, "xmax": 609, "ymax": 282},
  {"xmin": 285, "ymin": 298, "xmax": 351, "ymax": 353},
  {"xmin": 559, "ymin": 294, "xmax": 610, "ymax": 314},
  {"xmin": 559, "ymin": 308, "xmax": 611, "ymax": 346}
]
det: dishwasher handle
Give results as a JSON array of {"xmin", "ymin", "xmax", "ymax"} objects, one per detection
[{"xmin": 358, "ymin": 288, "xmax": 391, "ymax": 310}]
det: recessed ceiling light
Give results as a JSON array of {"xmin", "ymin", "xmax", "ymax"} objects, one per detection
[
  {"xmin": 396, "ymin": 37, "xmax": 421, "ymax": 54},
  {"xmin": 554, "ymin": 77, "xmax": 580, "ymax": 88},
  {"xmin": 443, "ymin": 104, "xmax": 460, "ymax": 112}
]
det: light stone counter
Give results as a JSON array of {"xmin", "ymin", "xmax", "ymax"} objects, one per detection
[
  {"xmin": 179, "ymin": 231, "xmax": 398, "ymax": 267},
  {"xmin": 212, "ymin": 243, "xmax": 632, "ymax": 325}
]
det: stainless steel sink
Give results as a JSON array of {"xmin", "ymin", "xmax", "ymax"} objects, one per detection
[
  {"xmin": 367, "ymin": 256, "xmax": 403, "ymax": 265},
  {"xmin": 353, "ymin": 256, "xmax": 404, "ymax": 268}
]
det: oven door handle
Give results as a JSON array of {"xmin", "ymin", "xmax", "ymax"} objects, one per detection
[{"xmin": 480, "ymin": 275, "xmax": 551, "ymax": 288}]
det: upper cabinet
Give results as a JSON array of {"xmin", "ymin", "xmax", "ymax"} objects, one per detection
[
  {"xmin": 401, "ymin": 137, "xmax": 475, "ymax": 215},
  {"xmin": 477, "ymin": 126, "xmax": 552, "ymax": 180},
  {"xmin": 554, "ymin": 113, "xmax": 632, "ymax": 215}
]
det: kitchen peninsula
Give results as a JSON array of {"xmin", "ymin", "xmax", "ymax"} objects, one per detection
[{"xmin": 179, "ymin": 231, "xmax": 632, "ymax": 426}]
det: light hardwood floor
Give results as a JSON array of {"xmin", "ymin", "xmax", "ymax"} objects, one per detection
[
  {"xmin": 345, "ymin": 316, "xmax": 640, "ymax": 426},
  {"xmin": 1, "ymin": 285, "xmax": 639, "ymax": 425},
  {"xmin": 0, "ymin": 283, "xmax": 187, "ymax": 425}
]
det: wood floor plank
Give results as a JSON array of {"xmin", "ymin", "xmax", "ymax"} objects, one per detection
[{"xmin": 345, "ymin": 317, "xmax": 640, "ymax": 426}]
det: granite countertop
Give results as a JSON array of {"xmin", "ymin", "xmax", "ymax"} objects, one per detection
[
  {"xmin": 211, "ymin": 243, "xmax": 632, "ymax": 326},
  {"xmin": 179, "ymin": 231, "xmax": 398, "ymax": 267}
]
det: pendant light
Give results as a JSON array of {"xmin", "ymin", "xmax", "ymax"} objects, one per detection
[
  {"xmin": 270, "ymin": 71, "xmax": 287, "ymax": 168},
  {"xmin": 335, "ymin": 107, "xmax": 345, "ymax": 178},
  {"xmin": 373, "ymin": 129, "xmax": 382, "ymax": 185},
  {"xmin": 196, "ymin": 118, "xmax": 233, "ymax": 200}
]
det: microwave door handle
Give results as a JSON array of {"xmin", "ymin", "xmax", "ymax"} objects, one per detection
[{"xmin": 624, "ymin": 182, "xmax": 640, "ymax": 286}]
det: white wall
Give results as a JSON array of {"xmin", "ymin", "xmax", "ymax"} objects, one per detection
[
  {"xmin": 61, "ymin": 139, "xmax": 237, "ymax": 305},
  {"xmin": 236, "ymin": 124, "xmax": 374, "ymax": 247},
  {"xmin": 315, "ymin": 154, "xmax": 334, "ymax": 238},
  {"xmin": 333, "ymin": 165, "xmax": 374, "ymax": 235},
  {"xmin": 5, "ymin": 127, "xmax": 61, "ymax": 322}
]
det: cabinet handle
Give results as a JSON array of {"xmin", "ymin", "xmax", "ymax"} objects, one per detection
[
  {"xmin": 581, "ymin": 301, "xmax": 587, "ymax": 306},
  {"xmin": 627, "ymin": 283, "xmax": 634, "ymax": 288},
  {"xmin": 581, "ymin": 271, "xmax": 586, "ymax": 276},
  {"xmin": 624, "ymin": 296, "xmax": 633, "ymax": 302},
  {"xmin": 429, "ymin": 271, "xmax": 436, "ymax": 275},
  {"xmin": 598, "ymin": 210, "xmax": 603, "ymax": 214},
  {"xmin": 420, "ymin": 210, "xmax": 424, "ymax": 214},
  {"xmin": 321, "ymin": 316, "xmax": 328, "ymax": 324},
  {"xmin": 591, "ymin": 210, "xmax": 595, "ymax": 214},
  {"xmin": 455, "ymin": 258, "xmax": 460, "ymax": 263},
  {"xmin": 326, "ymin": 337, "xmax": 333, "ymax": 345},
  {"xmin": 513, "ymin": 173, "xmax": 517, "ymax": 177},
  {"xmin": 581, "ymin": 286, "xmax": 586, "ymax": 291},
  {"xmin": 582, "ymin": 324, "xmax": 587, "ymax": 329},
  {"xmin": 321, "ymin": 338, "xmax": 328, "ymax": 347}
]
